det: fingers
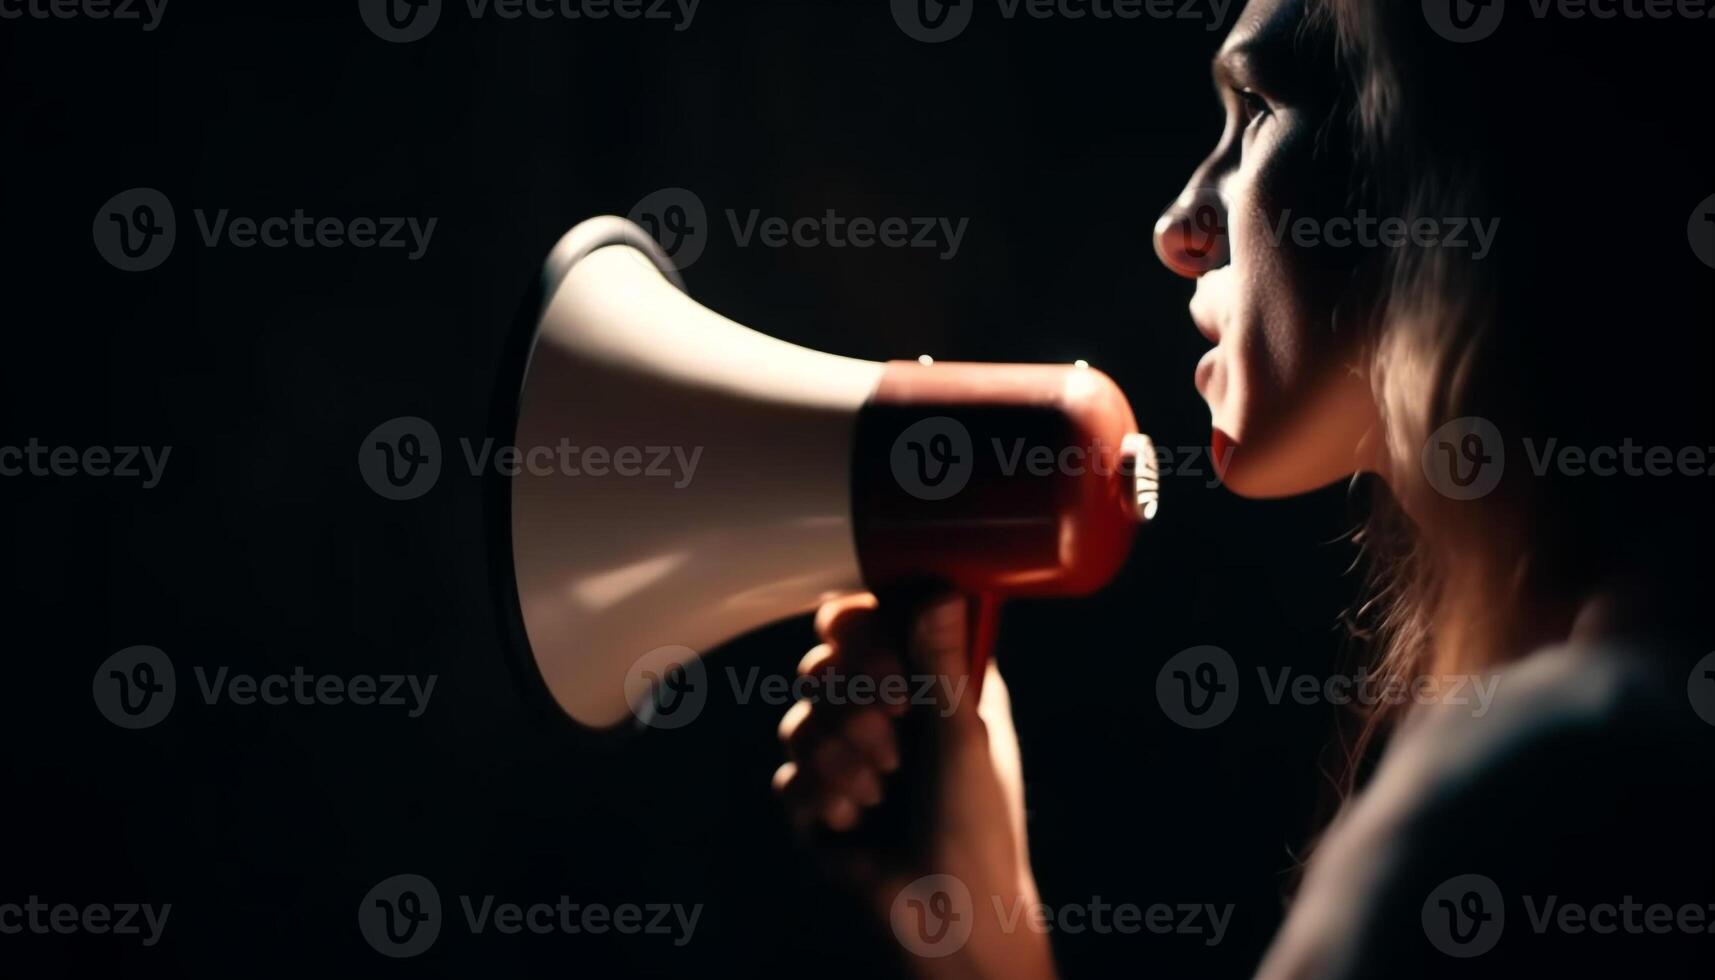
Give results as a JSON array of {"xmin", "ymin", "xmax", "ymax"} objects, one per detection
[
  {"xmin": 795, "ymin": 642, "xmax": 909, "ymax": 704},
  {"xmin": 814, "ymin": 591, "xmax": 878, "ymax": 645},
  {"xmin": 779, "ymin": 698, "xmax": 896, "ymax": 778},
  {"xmin": 841, "ymin": 702, "xmax": 901, "ymax": 775},
  {"xmin": 778, "ymin": 697, "xmax": 900, "ymax": 830},
  {"xmin": 777, "ymin": 592, "xmax": 913, "ymax": 832},
  {"xmin": 773, "ymin": 762, "xmax": 860, "ymax": 832},
  {"xmin": 776, "ymin": 591, "xmax": 983, "ymax": 833},
  {"xmin": 804, "ymin": 597, "xmax": 912, "ymax": 717},
  {"xmin": 778, "ymin": 595, "xmax": 1036, "ymax": 911}
]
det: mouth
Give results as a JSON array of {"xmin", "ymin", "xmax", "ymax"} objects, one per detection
[
  {"xmin": 1187, "ymin": 274, "xmax": 1230, "ymax": 403},
  {"xmin": 1189, "ymin": 295, "xmax": 1221, "ymax": 398},
  {"xmin": 1211, "ymin": 429, "xmax": 1236, "ymax": 478},
  {"xmin": 1190, "ymin": 308, "xmax": 1221, "ymax": 345},
  {"xmin": 1194, "ymin": 347, "xmax": 1218, "ymax": 396},
  {"xmin": 1187, "ymin": 268, "xmax": 1229, "ymax": 346}
]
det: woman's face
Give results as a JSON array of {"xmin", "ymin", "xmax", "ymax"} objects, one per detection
[{"xmin": 1154, "ymin": 0, "xmax": 1381, "ymax": 498}]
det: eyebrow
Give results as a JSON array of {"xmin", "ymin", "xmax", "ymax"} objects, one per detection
[{"xmin": 1212, "ymin": 42, "xmax": 1264, "ymax": 92}]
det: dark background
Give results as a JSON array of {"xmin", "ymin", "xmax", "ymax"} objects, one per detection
[{"xmin": 4, "ymin": 1, "xmax": 1371, "ymax": 976}]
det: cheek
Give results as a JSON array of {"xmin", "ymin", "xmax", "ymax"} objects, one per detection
[
  {"xmin": 1219, "ymin": 125, "xmax": 1348, "ymax": 437},
  {"xmin": 1218, "ymin": 214, "xmax": 1317, "ymax": 439},
  {"xmin": 1218, "ymin": 322, "xmax": 1293, "ymax": 445}
]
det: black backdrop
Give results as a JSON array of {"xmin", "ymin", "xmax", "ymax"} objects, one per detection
[{"xmin": 2, "ymin": 2, "xmax": 1369, "ymax": 976}]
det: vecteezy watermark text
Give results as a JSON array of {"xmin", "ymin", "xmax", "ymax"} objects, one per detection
[
  {"xmin": 0, "ymin": 0, "xmax": 167, "ymax": 29},
  {"xmin": 628, "ymin": 188, "xmax": 970, "ymax": 270},
  {"xmin": 889, "ymin": 416, "xmax": 1227, "ymax": 503},
  {"xmin": 990, "ymin": 895, "xmax": 1232, "ymax": 944},
  {"xmin": 729, "ymin": 666, "xmax": 968, "ymax": 717},
  {"xmin": 889, "ymin": 875, "xmax": 1233, "ymax": 959},
  {"xmin": 1266, "ymin": 211, "xmax": 1500, "ymax": 260},
  {"xmin": 0, "ymin": 898, "xmax": 171, "ymax": 947},
  {"xmin": 191, "ymin": 209, "xmax": 436, "ymax": 260},
  {"xmin": 359, "ymin": 417, "xmax": 704, "ymax": 501},
  {"xmin": 728, "ymin": 210, "xmax": 969, "ymax": 261},
  {"xmin": 459, "ymin": 438, "xmax": 701, "ymax": 488},
  {"xmin": 192, "ymin": 666, "xmax": 436, "ymax": 718},
  {"xmin": 891, "ymin": 0, "xmax": 1234, "ymax": 43},
  {"xmin": 359, "ymin": 874, "xmax": 701, "ymax": 958},
  {"xmin": 1425, "ymin": 0, "xmax": 1715, "ymax": 43},
  {"xmin": 359, "ymin": 0, "xmax": 700, "ymax": 43},
  {"xmin": 0, "ymin": 440, "xmax": 170, "ymax": 488},
  {"xmin": 1154, "ymin": 645, "xmax": 1503, "ymax": 730},
  {"xmin": 1421, "ymin": 416, "xmax": 1715, "ymax": 500},
  {"xmin": 94, "ymin": 188, "xmax": 436, "ymax": 272},
  {"xmin": 1424, "ymin": 873, "xmax": 1715, "ymax": 958},
  {"xmin": 624, "ymin": 648, "xmax": 974, "ymax": 730},
  {"xmin": 93, "ymin": 645, "xmax": 437, "ymax": 730}
]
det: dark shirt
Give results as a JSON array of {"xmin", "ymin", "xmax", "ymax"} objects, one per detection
[{"xmin": 1260, "ymin": 640, "xmax": 1715, "ymax": 978}]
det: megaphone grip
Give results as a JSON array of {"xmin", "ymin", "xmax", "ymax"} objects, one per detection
[{"xmin": 816, "ymin": 583, "xmax": 987, "ymax": 863}]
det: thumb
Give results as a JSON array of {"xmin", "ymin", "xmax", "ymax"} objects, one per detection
[{"xmin": 906, "ymin": 593, "xmax": 978, "ymax": 723}]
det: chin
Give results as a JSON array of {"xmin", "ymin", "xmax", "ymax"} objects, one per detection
[
  {"xmin": 1216, "ymin": 453, "xmax": 1291, "ymax": 498},
  {"xmin": 1213, "ymin": 430, "xmax": 1364, "ymax": 499},
  {"xmin": 1205, "ymin": 363, "xmax": 1380, "ymax": 499},
  {"xmin": 1204, "ymin": 427, "xmax": 1267, "ymax": 498},
  {"xmin": 1210, "ymin": 435, "xmax": 1276, "ymax": 499}
]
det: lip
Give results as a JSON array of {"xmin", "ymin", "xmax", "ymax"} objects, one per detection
[
  {"xmin": 1211, "ymin": 429, "xmax": 1236, "ymax": 478},
  {"xmin": 1190, "ymin": 309, "xmax": 1221, "ymax": 345},
  {"xmin": 1194, "ymin": 347, "xmax": 1218, "ymax": 396}
]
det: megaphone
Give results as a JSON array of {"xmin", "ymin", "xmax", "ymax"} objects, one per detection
[{"xmin": 493, "ymin": 216, "xmax": 1158, "ymax": 728}]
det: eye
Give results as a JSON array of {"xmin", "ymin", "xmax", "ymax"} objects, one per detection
[{"xmin": 1234, "ymin": 88, "xmax": 1271, "ymax": 129}]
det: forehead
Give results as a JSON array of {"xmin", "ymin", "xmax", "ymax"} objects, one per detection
[
  {"xmin": 1218, "ymin": 0, "xmax": 1305, "ymax": 62},
  {"xmin": 1214, "ymin": 0, "xmax": 1315, "ymax": 89}
]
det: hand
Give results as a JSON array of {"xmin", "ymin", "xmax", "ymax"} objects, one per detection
[{"xmin": 772, "ymin": 592, "xmax": 1058, "ymax": 980}]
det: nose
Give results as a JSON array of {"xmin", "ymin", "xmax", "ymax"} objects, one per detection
[{"xmin": 1153, "ymin": 189, "xmax": 1229, "ymax": 278}]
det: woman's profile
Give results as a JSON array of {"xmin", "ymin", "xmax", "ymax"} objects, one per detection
[{"xmin": 773, "ymin": 1, "xmax": 1715, "ymax": 976}]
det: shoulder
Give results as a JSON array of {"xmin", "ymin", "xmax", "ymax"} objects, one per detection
[
  {"xmin": 1259, "ymin": 640, "xmax": 1715, "ymax": 978},
  {"xmin": 1381, "ymin": 640, "xmax": 1700, "ymax": 804},
  {"xmin": 1326, "ymin": 641, "xmax": 1707, "ymax": 853}
]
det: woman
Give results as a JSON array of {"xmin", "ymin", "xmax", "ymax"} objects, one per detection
[{"xmin": 774, "ymin": 0, "xmax": 1713, "ymax": 976}]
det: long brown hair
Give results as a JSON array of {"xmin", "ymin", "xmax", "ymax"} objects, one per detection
[{"xmin": 1305, "ymin": 0, "xmax": 1715, "ymax": 787}]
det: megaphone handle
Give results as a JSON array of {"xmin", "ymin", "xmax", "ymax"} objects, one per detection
[
  {"xmin": 965, "ymin": 592, "xmax": 1001, "ymax": 702},
  {"xmin": 823, "ymin": 588, "xmax": 1002, "ymax": 860}
]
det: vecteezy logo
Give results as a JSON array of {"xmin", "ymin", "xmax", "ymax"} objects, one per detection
[
  {"xmin": 1182, "ymin": 189, "xmax": 1226, "ymax": 262},
  {"xmin": 1687, "ymin": 194, "xmax": 1715, "ymax": 270},
  {"xmin": 890, "ymin": 875, "xmax": 973, "ymax": 958},
  {"xmin": 891, "ymin": 0, "xmax": 972, "ymax": 42},
  {"xmin": 1421, "ymin": 416, "xmax": 1504, "ymax": 500},
  {"xmin": 625, "ymin": 645, "xmax": 708, "ymax": 729},
  {"xmin": 359, "ymin": 0, "xmax": 441, "ymax": 43},
  {"xmin": 1155, "ymin": 645, "xmax": 1239, "ymax": 729},
  {"xmin": 629, "ymin": 187, "xmax": 709, "ymax": 271},
  {"xmin": 92, "ymin": 188, "xmax": 176, "ymax": 272},
  {"xmin": 890, "ymin": 416, "xmax": 974, "ymax": 501},
  {"xmin": 93, "ymin": 645, "xmax": 177, "ymax": 729},
  {"xmin": 1423, "ymin": 0, "xmax": 1504, "ymax": 42},
  {"xmin": 1422, "ymin": 874, "xmax": 1504, "ymax": 957},
  {"xmin": 359, "ymin": 874, "xmax": 442, "ymax": 957},
  {"xmin": 1687, "ymin": 652, "xmax": 1715, "ymax": 727},
  {"xmin": 359, "ymin": 417, "xmax": 442, "ymax": 501}
]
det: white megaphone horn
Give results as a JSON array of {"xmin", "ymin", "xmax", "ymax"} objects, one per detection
[{"xmin": 491, "ymin": 216, "xmax": 1158, "ymax": 728}]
